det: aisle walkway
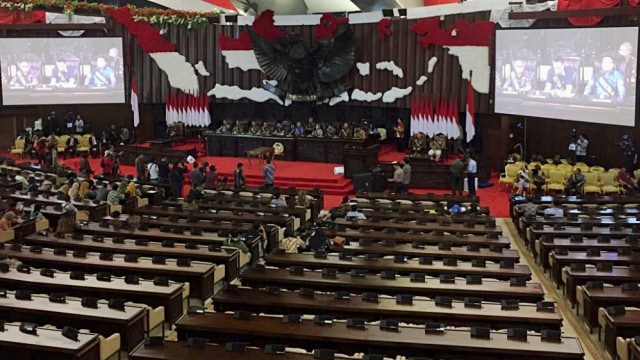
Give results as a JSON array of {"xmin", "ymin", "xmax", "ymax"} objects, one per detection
[{"xmin": 500, "ymin": 218, "xmax": 602, "ymax": 360}]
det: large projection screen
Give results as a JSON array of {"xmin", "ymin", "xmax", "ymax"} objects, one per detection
[
  {"xmin": 0, "ymin": 37, "xmax": 125, "ymax": 105},
  {"xmin": 494, "ymin": 27, "xmax": 638, "ymax": 127}
]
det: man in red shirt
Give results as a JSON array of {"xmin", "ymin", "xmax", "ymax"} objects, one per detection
[{"xmin": 617, "ymin": 167, "xmax": 639, "ymax": 193}]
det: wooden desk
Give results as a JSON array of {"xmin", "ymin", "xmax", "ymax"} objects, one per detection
[
  {"xmin": 535, "ymin": 238, "xmax": 631, "ymax": 270},
  {"xmin": 129, "ymin": 341, "xmax": 318, "ymax": 360},
  {"xmin": 213, "ymin": 288, "xmax": 563, "ymax": 331},
  {"xmin": 240, "ymin": 268, "xmax": 545, "ymax": 302},
  {"xmin": 148, "ymin": 138, "xmax": 174, "ymax": 149},
  {"xmin": 332, "ymin": 206, "xmax": 494, "ymax": 223},
  {"xmin": 327, "ymin": 229, "xmax": 511, "ymax": 249},
  {"xmin": 9, "ymin": 192, "xmax": 109, "ymax": 221},
  {"xmin": 23, "ymin": 234, "xmax": 241, "ymax": 282},
  {"xmin": 631, "ymin": 338, "xmax": 640, "ymax": 360},
  {"xmin": 0, "ymin": 323, "xmax": 100, "ymax": 360},
  {"xmin": 204, "ymin": 186, "xmax": 324, "ymax": 216},
  {"xmin": 0, "ymin": 247, "xmax": 216, "ymax": 300},
  {"xmin": 0, "ymin": 266, "xmax": 183, "ymax": 323},
  {"xmin": 334, "ymin": 218, "xmax": 502, "ymax": 236},
  {"xmin": 77, "ymin": 222, "xmax": 260, "ymax": 266},
  {"xmin": 175, "ymin": 313, "xmax": 584, "ymax": 360},
  {"xmin": 0, "ymin": 291, "xmax": 146, "ymax": 351},
  {"xmin": 550, "ymin": 251, "xmax": 640, "ymax": 286},
  {"xmin": 135, "ymin": 206, "xmax": 295, "ymax": 233},
  {"xmin": 335, "ymin": 202, "xmax": 490, "ymax": 216},
  {"xmin": 264, "ymin": 253, "xmax": 531, "ymax": 281},
  {"xmin": 529, "ymin": 226, "xmax": 637, "ymax": 251},
  {"xmin": 563, "ymin": 267, "xmax": 640, "ymax": 304},
  {"xmin": 357, "ymin": 192, "xmax": 479, "ymax": 204},
  {"xmin": 604, "ymin": 309, "xmax": 640, "ymax": 357},
  {"xmin": 246, "ymin": 146, "xmax": 274, "ymax": 167},
  {"xmin": 333, "ymin": 242, "xmax": 520, "ymax": 263},
  {"xmin": 582, "ymin": 286, "xmax": 640, "ymax": 329},
  {"xmin": 163, "ymin": 200, "xmax": 310, "ymax": 224}
]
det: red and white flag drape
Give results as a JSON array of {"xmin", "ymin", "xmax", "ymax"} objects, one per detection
[
  {"xmin": 165, "ymin": 92, "xmax": 211, "ymax": 127},
  {"xmin": 410, "ymin": 95, "xmax": 461, "ymax": 139},
  {"xmin": 131, "ymin": 76, "xmax": 140, "ymax": 128},
  {"xmin": 465, "ymin": 82, "xmax": 476, "ymax": 143}
]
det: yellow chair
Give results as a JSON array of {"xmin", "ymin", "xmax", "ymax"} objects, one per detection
[
  {"xmin": 514, "ymin": 161, "xmax": 526, "ymax": 170},
  {"xmin": 608, "ymin": 168, "xmax": 621, "ymax": 177},
  {"xmin": 600, "ymin": 172, "xmax": 621, "ymax": 194},
  {"xmin": 583, "ymin": 172, "xmax": 601, "ymax": 195},
  {"xmin": 634, "ymin": 169, "xmax": 640, "ymax": 180},
  {"xmin": 589, "ymin": 166, "xmax": 605, "ymax": 174},
  {"xmin": 546, "ymin": 170, "xmax": 566, "ymax": 194},
  {"xmin": 498, "ymin": 164, "xmax": 518, "ymax": 192},
  {"xmin": 77, "ymin": 135, "xmax": 90, "ymax": 154},
  {"xmin": 573, "ymin": 164, "xmax": 589, "ymax": 173},
  {"xmin": 10, "ymin": 138, "xmax": 25, "ymax": 158},
  {"xmin": 57, "ymin": 135, "xmax": 69, "ymax": 154}
]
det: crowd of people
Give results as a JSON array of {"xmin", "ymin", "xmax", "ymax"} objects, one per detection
[{"xmin": 216, "ymin": 117, "xmax": 370, "ymax": 140}]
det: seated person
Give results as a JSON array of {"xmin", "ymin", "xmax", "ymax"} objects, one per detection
[
  {"xmin": 543, "ymin": 57, "xmax": 576, "ymax": 98},
  {"xmin": 617, "ymin": 167, "xmax": 639, "ymax": 193},
  {"xmin": 248, "ymin": 121, "xmax": 261, "ymax": 135},
  {"xmin": 64, "ymin": 135, "xmax": 78, "ymax": 159},
  {"xmin": 10, "ymin": 61, "xmax": 39, "ymax": 88},
  {"xmin": 279, "ymin": 229, "xmax": 305, "ymax": 253},
  {"xmin": 272, "ymin": 122, "xmax": 285, "ymax": 136},
  {"xmin": 289, "ymin": 121, "xmax": 305, "ymax": 137},
  {"xmin": 345, "ymin": 204, "xmax": 366, "ymax": 220},
  {"xmin": 515, "ymin": 201, "xmax": 538, "ymax": 218},
  {"xmin": 311, "ymin": 124, "xmax": 324, "ymax": 137},
  {"xmin": 260, "ymin": 121, "xmax": 271, "ymax": 136},
  {"xmin": 50, "ymin": 59, "xmax": 78, "ymax": 88},
  {"xmin": 354, "ymin": 127, "xmax": 367, "ymax": 140},
  {"xmin": 84, "ymin": 57, "xmax": 116, "ymax": 88},
  {"xmin": 216, "ymin": 119, "xmax": 231, "ymax": 133},
  {"xmin": 0, "ymin": 212, "xmax": 17, "ymax": 231},
  {"xmin": 306, "ymin": 117, "xmax": 316, "ymax": 135},
  {"xmin": 428, "ymin": 135, "xmax": 443, "ymax": 161},
  {"xmin": 531, "ymin": 167, "xmax": 546, "ymax": 196},
  {"xmin": 409, "ymin": 132, "xmax": 428, "ymax": 156},
  {"xmin": 30, "ymin": 203, "xmax": 45, "ymax": 221},
  {"xmin": 270, "ymin": 191, "xmax": 287, "ymax": 207},
  {"xmin": 182, "ymin": 196, "xmax": 199, "ymax": 211},
  {"xmin": 566, "ymin": 168, "xmax": 585, "ymax": 195},
  {"xmin": 502, "ymin": 58, "xmax": 533, "ymax": 93},
  {"xmin": 231, "ymin": 120, "xmax": 244, "ymax": 134},
  {"xmin": 543, "ymin": 201, "xmax": 564, "ymax": 217},
  {"xmin": 338, "ymin": 122, "xmax": 352, "ymax": 139},
  {"xmin": 584, "ymin": 55, "xmax": 625, "ymax": 102}
]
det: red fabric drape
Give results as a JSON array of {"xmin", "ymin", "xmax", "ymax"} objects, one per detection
[
  {"xmin": 252, "ymin": 10, "xmax": 285, "ymax": 42},
  {"xmin": 629, "ymin": 0, "xmax": 639, "ymax": 5},
  {"xmin": 218, "ymin": 30, "xmax": 252, "ymax": 51},
  {"xmin": 377, "ymin": 18, "xmax": 392, "ymax": 43},
  {"xmin": 556, "ymin": 0, "xmax": 621, "ymax": 26},
  {"xmin": 0, "ymin": 10, "xmax": 45, "ymax": 24},
  {"xmin": 411, "ymin": 18, "xmax": 494, "ymax": 48},
  {"xmin": 314, "ymin": 13, "xmax": 348, "ymax": 40}
]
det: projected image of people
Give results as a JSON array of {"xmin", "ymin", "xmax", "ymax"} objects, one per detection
[
  {"xmin": 494, "ymin": 27, "xmax": 638, "ymax": 127},
  {"xmin": 0, "ymin": 38, "xmax": 125, "ymax": 106}
]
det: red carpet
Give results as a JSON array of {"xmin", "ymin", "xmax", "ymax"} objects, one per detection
[{"xmin": 2, "ymin": 141, "xmax": 509, "ymax": 217}]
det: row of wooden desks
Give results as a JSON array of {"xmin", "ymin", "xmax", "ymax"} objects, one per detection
[
  {"xmin": 549, "ymin": 250, "xmax": 640, "ymax": 286},
  {"xmin": 510, "ymin": 195, "xmax": 640, "ymax": 220},
  {"xmin": 603, "ymin": 308, "xmax": 640, "ymax": 357},
  {"xmin": 563, "ymin": 266, "xmax": 640, "ymax": 304},
  {"xmin": 0, "ymin": 266, "xmax": 184, "ymax": 323},
  {"xmin": 213, "ymin": 287, "xmax": 563, "ymax": 331},
  {"xmin": 332, "ymin": 241, "xmax": 520, "ymax": 263},
  {"xmin": 0, "ymin": 323, "xmax": 100, "ymax": 360},
  {"xmin": 357, "ymin": 192, "xmax": 479, "ymax": 204},
  {"xmin": 0, "ymin": 291, "xmax": 146, "ymax": 351},
  {"xmin": 174, "ymin": 312, "xmax": 583, "ymax": 360},
  {"xmin": 327, "ymin": 229, "xmax": 511, "ymax": 249},
  {"xmin": 129, "ymin": 342, "xmax": 321, "ymax": 360},
  {"xmin": 534, "ymin": 237, "xmax": 636, "ymax": 269},
  {"xmin": 331, "ymin": 206, "xmax": 494, "ymax": 223},
  {"xmin": 7, "ymin": 191, "xmax": 109, "ymax": 221},
  {"xmin": 0, "ymin": 245, "xmax": 217, "ymax": 300},
  {"xmin": 204, "ymin": 186, "xmax": 324, "ymax": 217},
  {"xmin": 264, "ymin": 252, "xmax": 531, "ymax": 281},
  {"xmin": 580, "ymin": 286, "xmax": 640, "ymax": 330},
  {"xmin": 23, "ymin": 233, "xmax": 242, "ymax": 282},
  {"xmin": 240, "ymin": 268, "xmax": 544, "ymax": 303},
  {"xmin": 334, "ymin": 218, "xmax": 502, "ymax": 236},
  {"xmin": 335, "ymin": 201, "xmax": 490, "ymax": 215}
]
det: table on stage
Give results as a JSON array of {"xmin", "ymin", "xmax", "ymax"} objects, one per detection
[
  {"xmin": 246, "ymin": 147, "xmax": 274, "ymax": 167},
  {"xmin": 148, "ymin": 138, "xmax": 174, "ymax": 149}
]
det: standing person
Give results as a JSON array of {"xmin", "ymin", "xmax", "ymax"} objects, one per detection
[
  {"xmin": 88, "ymin": 132, "xmax": 99, "ymax": 158},
  {"xmin": 465, "ymin": 155, "xmax": 477, "ymax": 197},
  {"xmin": 402, "ymin": 157, "xmax": 411, "ymax": 193},
  {"xmin": 233, "ymin": 162, "xmax": 245, "ymax": 189},
  {"xmin": 65, "ymin": 114, "xmax": 74, "ymax": 135},
  {"xmin": 74, "ymin": 115, "xmax": 84, "ymax": 135},
  {"xmin": 575, "ymin": 134, "xmax": 589, "ymax": 164},
  {"xmin": 158, "ymin": 157, "xmax": 170, "ymax": 182},
  {"xmin": 169, "ymin": 162, "xmax": 186, "ymax": 199},
  {"xmin": 450, "ymin": 156, "xmax": 465, "ymax": 196},
  {"xmin": 389, "ymin": 162, "xmax": 404, "ymax": 193},
  {"xmin": 147, "ymin": 158, "xmax": 159, "ymax": 181},
  {"xmin": 263, "ymin": 158, "xmax": 275, "ymax": 188},
  {"xmin": 515, "ymin": 164, "xmax": 530, "ymax": 196},
  {"xmin": 394, "ymin": 118, "xmax": 405, "ymax": 152},
  {"xmin": 100, "ymin": 153, "xmax": 114, "ymax": 176},
  {"xmin": 204, "ymin": 165, "xmax": 217, "ymax": 190},
  {"xmin": 135, "ymin": 154, "xmax": 146, "ymax": 180},
  {"xmin": 189, "ymin": 162, "xmax": 204, "ymax": 188},
  {"xmin": 78, "ymin": 153, "xmax": 93, "ymax": 178}
]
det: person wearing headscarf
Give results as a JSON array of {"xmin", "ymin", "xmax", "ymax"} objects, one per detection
[
  {"xmin": 126, "ymin": 181, "xmax": 141, "ymax": 197},
  {"xmin": 67, "ymin": 182, "xmax": 79, "ymax": 198},
  {"xmin": 78, "ymin": 181, "xmax": 90, "ymax": 198}
]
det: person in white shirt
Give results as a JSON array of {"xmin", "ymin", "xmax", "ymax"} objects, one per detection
[
  {"xmin": 74, "ymin": 115, "xmax": 84, "ymax": 134},
  {"xmin": 465, "ymin": 155, "xmax": 477, "ymax": 197},
  {"xmin": 34, "ymin": 117, "xmax": 43, "ymax": 132},
  {"xmin": 147, "ymin": 159, "xmax": 159, "ymax": 181},
  {"xmin": 345, "ymin": 204, "xmax": 367, "ymax": 220},
  {"xmin": 543, "ymin": 201, "xmax": 564, "ymax": 217}
]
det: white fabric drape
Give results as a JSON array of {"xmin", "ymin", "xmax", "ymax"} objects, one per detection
[
  {"xmin": 45, "ymin": 12, "xmax": 106, "ymax": 36},
  {"xmin": 489, "ymin": 1, "xmax": 557, "ymax": 28}
]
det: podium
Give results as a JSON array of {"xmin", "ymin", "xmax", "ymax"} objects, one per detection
[{"xmin": 343, "ymin": 143, "xmax": 380, "ymax": 179}]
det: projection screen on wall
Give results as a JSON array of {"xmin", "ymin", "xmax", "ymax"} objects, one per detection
[
  {"xmin": 0, "ymin": 37, "xmax": 125, "ymax": 106},
  {"xmin": 494, "ymin": 27, "xmax": 638, "ymax": 127}
]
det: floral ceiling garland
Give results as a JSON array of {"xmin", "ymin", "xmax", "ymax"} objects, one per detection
[{"xmin": 0, "ymin": 0, "xmax": 222, "ymax": 27}]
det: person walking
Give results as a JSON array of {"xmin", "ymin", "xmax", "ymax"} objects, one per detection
[
  {"xmin": 465, "ymin": 155, "xmax": 477, "ymax": 197},
  {"xmin": 450, "ymin": 156, "xmax": 465, "ymax": 196},
  {"xmin": 402, "ymin": 157, "xmax": 411, "ymax": 193},
  {"xmin": 263, "ymin": 158, "xmax": 275, "ymax": 188}
]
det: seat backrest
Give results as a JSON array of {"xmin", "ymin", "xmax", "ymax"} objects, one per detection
[
  {"xmin": 14, "ymin": 138, "xmax": 25, "ymax": 148},
  {"xmin": 505, "ymin": 164, "xmax": 518, "ymax": 177},
  {"xmin": 273, "ymin": 142, "xmax": 284, "ymax": 155},
  {"xmin": 590, "ymin": 166, "xmax": 605, "ymax": 173},
  {"xmin": 600, "ymin": 172, "xmax": 615, "ymax": 186},
  {"xmin": 549, "ymin": 170, "xmax": 565, "ymax": 183},
  {"xmin": 58, "ymin": 135, "xmax": 69, "ymax": 146},
  {"xmin": 584, "ymin": 172, "xmax": 598, "ymax": 185}
]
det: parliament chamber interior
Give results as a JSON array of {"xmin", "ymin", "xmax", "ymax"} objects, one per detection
[{"xmin": 0, "ymin": 0, "xmax": 640, "ymax": 359}]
